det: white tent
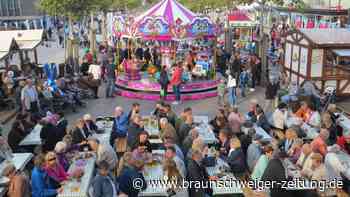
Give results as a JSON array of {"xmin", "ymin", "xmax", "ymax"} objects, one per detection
[{"xmin": 0, "ymin": 35, "xmax": 19, "ymax": 61}]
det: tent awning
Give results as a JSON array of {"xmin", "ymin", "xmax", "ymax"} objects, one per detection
[
  {"xmin": 333, "ymin": 49, "xmax": 350, "ymax": 57},
  {"xmin": 0, "ymin": 52, "xmax": 8, "ymax": 61}
]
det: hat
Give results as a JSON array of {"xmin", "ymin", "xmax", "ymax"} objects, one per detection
[
  {"xmin": 83, "ymin": 114, "xmax": 92, "ymax": 121},
  {"xmin": 54, "ymin": 141, "xmax": 67, "ymax": 153},
  {"xmin": 253, "ymin": 134, "xmax": 263, "ymax": 141}
]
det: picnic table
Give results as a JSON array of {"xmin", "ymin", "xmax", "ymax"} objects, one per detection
[
  {"xmin": 0, "ymin": 153, "xmax": 34, "ymax": 197},
  {"xmin": 193, "ymin": 116, "xmax": 209, "ymax": 124},
  {"xmin": 254, "ymin": 126, "xmax": 272, "ymax": 141},
  {"xmin": 284, "ymin": 159, "xmax": 314, "ymax": 190},
  {"xmin": 58, "ymin": 153, "xmax": 96, "ymax": 197},
  {"xmin": 195, "ymin": 123, "xmax": 217, "ymax": 144},
  {"xmin": 206, "ymin": 157, "xmax": 243, "ymax": 195},
  {"xmin": 139, "ymin": 153, "xmax": 167, "ymax": 197},
  {"xmin": 19, "ymin": 124, "xmax": 43, "ymax": 146},
  {"xmin": 143, "ymin": 116, "xmax": 160, "ymax": 137}
]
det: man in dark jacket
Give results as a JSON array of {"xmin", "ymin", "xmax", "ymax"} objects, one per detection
[
  {"xmin": 227, "ymin": 138, "xmax": 247, "ymax": 177},
  {"xmin": 255, "ymin": 107, "xmax": 272, "ymax": 134},
  {"xmin": 127, "ymin": 115, "xmax": 144, "ymax": 149},
  {"xmin": 40, "ymin": 119, "xmax": 61, "ymax": 152},
  {"xmin": 178, "ymin": 115, "xmax": 193, "ymax": 145},
  {"xmin": 187, "ymin": 149, "xmax": 212, "ymax": 197},
  {"xmin": 261, "ymin": 151, "xmax": 294, "ymax": 197},
  {"xmin": 72, "ymin": 119, "xmax": 91, "ymax": 145},
  {"xmin": 91, "ymin": 161, "xmax": 117, "ymax": 197},
  {"xmin": 159, "ymin": 66, "xmax": 169, "ymax": 101},
  {"xmin": 118, "ymin": 159, "xmax": 146, "ymax": 197}
]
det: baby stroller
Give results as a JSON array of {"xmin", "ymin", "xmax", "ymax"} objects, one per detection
[{"xmin": 321, "ymin": 86, "xmax": 336, "ymax": 112}]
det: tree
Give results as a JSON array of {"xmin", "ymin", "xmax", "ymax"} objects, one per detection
[{"xmin": 39, "ymin": 0, "xmax": 95, "ymax": 71}]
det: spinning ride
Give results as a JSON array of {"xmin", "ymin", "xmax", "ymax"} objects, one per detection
[{"xmin": 112, "ymin": 0, "xmax": 220, "ymax": 101}]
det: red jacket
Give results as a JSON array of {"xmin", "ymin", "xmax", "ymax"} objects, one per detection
[
  {"xmin": 337, "ymin": 136, "xmax": 350, "ymax": 154},
  {"xmin": 170, "ymin": 67, "xmax": 183, "ymax": 86}
]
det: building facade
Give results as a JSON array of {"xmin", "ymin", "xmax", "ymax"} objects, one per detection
[{"xmin": 0, "ymin": 0, "xmax": 39, "ymax": 17}]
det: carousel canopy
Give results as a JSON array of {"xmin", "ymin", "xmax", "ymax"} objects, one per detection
[
  {"xmin": 113, "ymin": 0, "xmax": 217, "ymax": 40},
  {"xmin": 135, "ymin": 0, "xmax": 196, "ymax": 26}
]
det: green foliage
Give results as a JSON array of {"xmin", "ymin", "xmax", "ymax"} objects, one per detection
[{"xmin": 38, "ymin": 0, "xmax": 94, "ymax": 19}]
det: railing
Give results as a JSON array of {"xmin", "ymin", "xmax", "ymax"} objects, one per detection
[{"xmin": 323, "ymin": 64, "xmax": 350, "ymax": 80}]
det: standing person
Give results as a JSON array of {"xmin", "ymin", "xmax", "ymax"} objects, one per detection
[
  {"xmin": 229, "ymin": 52, "xmax": 241, "ymax": 79},
  {"xmin": 186, "ymin": 149, "xmax": 213, "ymax": 197},
  {"xmin": 249, "ymin": 55, "xmax": 258, "ymax": 91},
  {"xmin": 159, "ymin": 65, "xmax": 169, "ymax": 101},
  {"xmin": 264, "ymin": 81, "xmax": 277, "ymax": 114},
  {"xmin": 105, "ymin": 56, "xmax": 117, "ymax": 98},
  {"xmin": 110, "ymin": 107, "xmax": 129, "ymax": 151},
  {"xmin": 239, "ymin": 67, "xmax": 249, "ymax": 98},
  {"xmin": 170, "ymin": 63, "xmax": 183, "ymax": 105},
  {"xmin": 217, "ymin": 78, "xmax": 226, "ymax": 106},
  {"xmin": 57, "ymin": 27, "xmax": 64, "ymax": 48},
  {"xmin": 227, "ymin": 74, "xmax": 237, "ymax": 107},
  {"xmin": 21, "ymin": 78, "xmax": 40, "ymax": 114},
  {"xmin": 88, "ymin": 63, "xmax": 102, "ymax": 99}
]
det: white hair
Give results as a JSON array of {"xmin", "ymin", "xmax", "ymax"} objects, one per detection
[
  {"xmin": 115, "ymin": 106, "xmax": 123, "ymax": 112},
  {"xmin": 160, "ymin": 118, "xmax": 168, "ymax": 125}
]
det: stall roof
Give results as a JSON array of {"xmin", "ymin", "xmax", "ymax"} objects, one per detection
[
  {"xmin": 0, "ymin": 33, "xmax": 18, "ymax": 61},
  {"xmin": 333, "ymin": 49, "xmax": 350, "ymax": 57},
  {"xmin": 299, "ymin": 28, "xmax": 350, "ymax": 47},
  {"xmin": 228, "ymin": 10, "xmax": 256, "ymax": 27},
  {"xmin": 0, "ymin": 29, "xmax": 43, "ymax": 50}
]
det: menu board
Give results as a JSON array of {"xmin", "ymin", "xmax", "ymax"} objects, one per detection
[
  {"xmin": 300, "ymin": 47, "xmax": 308, "ymax": 76},
  {"xmin": 284, "ymin": 43, "xmax": 292, "ymax": 69},
  {"xmin": 291, "ymin": 45, "xmax": 300, "ymax": 72},
  {"xmin": 311, "ymin": 49, "xmax": 323, "ymax": 77}
]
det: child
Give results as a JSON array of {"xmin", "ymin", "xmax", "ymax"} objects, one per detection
[
  {"xmin": 239, "ymin": 67, "xmax": 249, "ymax": 97},
  {"xmin": 217, "ymin": 78, "xmax": 226, "ymax": 106}
]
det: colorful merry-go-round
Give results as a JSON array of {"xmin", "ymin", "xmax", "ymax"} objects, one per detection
[{"xmin": 111, "ymin": 0, "xmax": 221, "ymax": 101}]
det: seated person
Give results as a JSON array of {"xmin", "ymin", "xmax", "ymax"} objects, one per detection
[
  {"xmin": 306, "ymin": 102, "xmax": 321, "ymax": 129},
  {"xmin": 217, "ymin": 129, "xmax": 231, "ymax": 159},
  {"xmin": 83, "ymin": 114, "xmax": 98, "ymax": 134},
  {"xmin": 132, "ymin": 143, "xmax": 152, "ymax": 162},
  {"xmin": 227, "ymin": 137, "xmax": 247, "ymax": 178},
  {"xmin": 280, "ymin": 81, "xmax": 299, "ymax": 104},
  {"xmin": 44, "ymin": 152, "xmax": 69, "ymax": 186},
  {"xmin": 295, "ymin": 101, "xmax": 311, "ymax": 122},
  {"xmin": 132, "ymin": 131, "xmax": 152, "ymax": 152},
  {"xmin": 272, "ymin": 103, "xmax": 288, "ymax": 130}
]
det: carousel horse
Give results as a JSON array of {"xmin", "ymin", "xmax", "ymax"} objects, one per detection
[{"xmin": 123, "ymin": 58, "xmax": 141, "ymax": 80}]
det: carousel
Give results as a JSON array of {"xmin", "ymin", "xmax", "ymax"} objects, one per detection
[{"xmin": 112, "ymin": 0, "xmax": 220, "ymax": 101}]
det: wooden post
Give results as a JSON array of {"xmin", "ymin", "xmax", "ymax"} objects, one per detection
[
  {"xmin": 34, "ymin": 49, "xmax": 38, "ymax": 64},
  {"xmin": 19, "ymin": 51, "xmax": 24, "ymax": 66}
]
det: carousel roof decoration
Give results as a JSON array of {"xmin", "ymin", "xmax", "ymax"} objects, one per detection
[{"xmin": 112, "ymin": 0, "xmax": 216, "ymax": 40}]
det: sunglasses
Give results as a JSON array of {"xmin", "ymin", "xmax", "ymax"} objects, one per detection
[{"xmin": 48, "ymin": 157, "xmax": 56, "ymax": 161}]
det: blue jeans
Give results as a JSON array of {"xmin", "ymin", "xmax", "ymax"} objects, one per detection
[
  {"xmin": 240, "ymin": 85, "xmax": 246, "ymax": 97},
  {"xmin": 228, "ymin": 87, "xmax": 236, "ymax": 106},
  {"xmin": 173, "ymin": 85, "xmax": 181, "ymax": 101},
  {"xmin": 106, "ymin": 78, "xmax": 115, "ymax": 97}
]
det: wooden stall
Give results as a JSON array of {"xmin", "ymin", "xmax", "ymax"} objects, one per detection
[{"xmin": 284, "ymin": 28, "xmax": 350, "ymax": 96}]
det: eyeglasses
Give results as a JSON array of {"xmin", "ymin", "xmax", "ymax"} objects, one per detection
[{"xmin": 48, "ymin": 157, "xmax": 56, "ymax": 161}]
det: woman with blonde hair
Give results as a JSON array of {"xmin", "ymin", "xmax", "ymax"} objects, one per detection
[
  {"xmin": 227, "ymin": 137, "xmax": 247, "ymax": 178},
  {"xmin": 44, "ymin": 152, "xmax": 69, "ymax": 187},
  {"xmin": 163, "ymin": 158, "xmax": 188, "ymax": 197},
  {"xmin": 322, "ymin": 112, "xmax": 337, "ymax": 145}
]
